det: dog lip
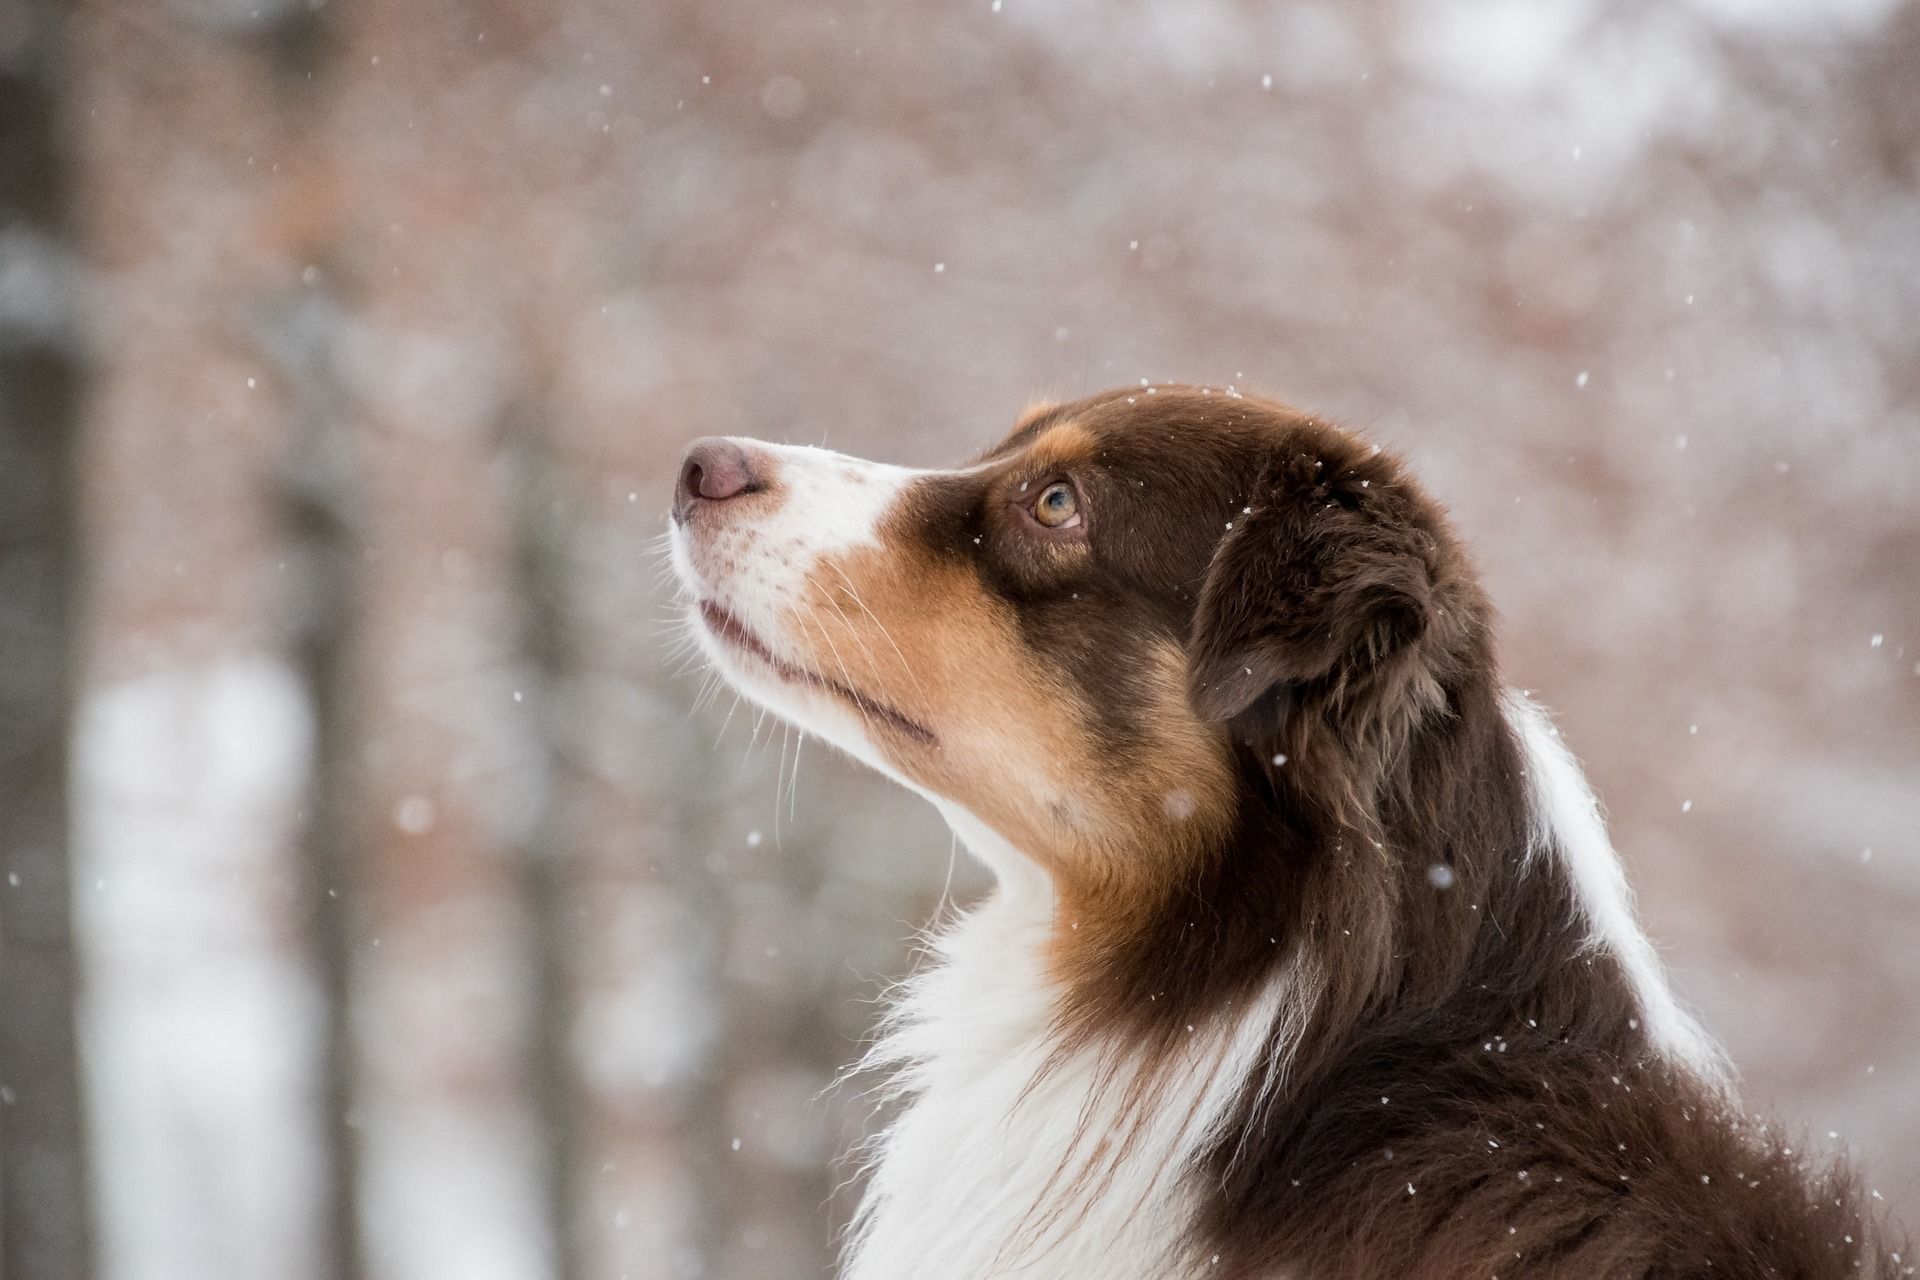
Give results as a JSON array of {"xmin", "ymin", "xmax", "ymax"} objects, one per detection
[{"xmin": 697, "ymin": 600, "xmax": 938, "ymax": 747}]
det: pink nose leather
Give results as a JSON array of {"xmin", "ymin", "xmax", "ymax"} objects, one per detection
[{"xmin": 674, "ymin": 438, "xmax": 758, "ymax": 520}]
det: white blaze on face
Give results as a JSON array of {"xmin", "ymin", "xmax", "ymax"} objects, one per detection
[{"xmin": 670, "ymin": 440, "xmax": 924, "ymax": 775}]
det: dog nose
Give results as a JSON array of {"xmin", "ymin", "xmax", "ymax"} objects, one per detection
[{"xmin": 675, "ymin": 438, "xmax": 759, "ymax": 521}]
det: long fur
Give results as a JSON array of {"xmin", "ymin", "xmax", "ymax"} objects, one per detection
[{"xmin": 670, "ymin": 388, "xmax": 1908, "ymax": 1279}]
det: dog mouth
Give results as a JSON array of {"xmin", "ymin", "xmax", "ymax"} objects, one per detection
[{"xmin": 697, "ymin": 600, "xmax": 937, "ymax": 747}]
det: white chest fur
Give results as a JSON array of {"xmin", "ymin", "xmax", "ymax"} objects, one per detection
[{"xmin": 843, "ymin": 814, "xmax": 1284, "ymax": 1280}]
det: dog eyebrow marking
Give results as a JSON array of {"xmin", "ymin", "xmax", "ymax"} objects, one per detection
[
  {"xmin": 1015, "ymin": 398, "xmax": 1061, "ymax": 432},
  {"xmin": 1023, "ymin": 420, "xmax": 1098, "ymax": 471},
  {"xmin": 979, "ymin": 402, "xmax": 1075, "ymax": 462}
]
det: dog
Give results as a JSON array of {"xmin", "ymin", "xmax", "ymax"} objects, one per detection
[{"xmin": 668, "ymin": 385, "xmax": 1906, "ymax": 1279}]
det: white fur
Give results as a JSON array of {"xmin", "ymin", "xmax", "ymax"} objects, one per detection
[
  {"xmin": 844, "ymin": 805, "xmax": 1289, "ymax": 1280},
  {"xmin": 670, "ymin": 441, "xmax": 923, "ymax": 779},
  {"xmin": 674, "ymin": 448, "xmax": 1300, "ymax": 1275},
  {"xmin": 839, "ymin": 695, "xmax": 1730, "ymax": 1278},
  {"xmin": 673, "ymin": 444, "xmax": 1729, "ymax": 1275},
  {"xmin": 848, "ymin": 697, "xmax": 1728, "ymax": 1279},
  {"xmin": 1504, "ymin": 691, "xmax": 1732, "ymax": 1086}
]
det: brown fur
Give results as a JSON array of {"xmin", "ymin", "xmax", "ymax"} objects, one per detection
[{"xmin": 702, "ymin": 385, "xmax": 1911, "ymax": 1277}]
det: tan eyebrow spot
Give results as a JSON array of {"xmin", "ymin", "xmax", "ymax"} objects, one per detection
[
  {"xmin": 1026, "ymin": 420, "xmax": 1097, "ymax": 469},
  {"xmin": 1013, "ymin": 398, "xmax": 1060, "ymax": 432}
]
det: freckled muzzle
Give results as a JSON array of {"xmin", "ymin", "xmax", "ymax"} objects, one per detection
[{"xmin": 669, "ymin": 436, "xmax": 941, "ymax": 778}]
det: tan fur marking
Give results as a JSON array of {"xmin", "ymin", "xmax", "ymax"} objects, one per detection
[
  {"xmin": 782, "ymin": 524, "xmax": 1235, "ymax": 977},
  {"xmin": 792, "ymin": 538, "xmax": 1082, "ymax": 856},
  {"xmin": 1025, "ymin": 420, "xmax": 1098, "ymax": 471},
  {"xmin": 1013, "ymin": 397, "xmax": 1061, "ymax": 432}
]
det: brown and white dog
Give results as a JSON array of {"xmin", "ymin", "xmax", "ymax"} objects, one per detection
[{"xmin": 667, "ymin": 386, "xmax": 1907, "ymax": 1279}]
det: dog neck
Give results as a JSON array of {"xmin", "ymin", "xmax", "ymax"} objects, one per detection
[
  {"xmin": 843, "ymin": 803, "xmax": 1280, "ymax": 1280},
  {"xmin": 842, "ymin": 691, "xmax": 1727, "ymax": 1280}
]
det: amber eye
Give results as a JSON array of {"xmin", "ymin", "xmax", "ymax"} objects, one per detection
[{"xmin": 1031, "ymin": 481, "xmax": 1082, "ymax": 529}]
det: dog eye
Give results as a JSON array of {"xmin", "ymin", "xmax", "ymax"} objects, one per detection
[{"xmin": 1031, "ymin": 481, "xmax": 1082, "ymax": 529}]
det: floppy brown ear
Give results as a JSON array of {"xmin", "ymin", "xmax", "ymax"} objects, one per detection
[{"xmin": 1187, "ymin": 453, "xmax": 1432, "ymax": 727}]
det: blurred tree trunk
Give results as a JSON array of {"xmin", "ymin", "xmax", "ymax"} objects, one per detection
[
  {"xmin": 500, "ymin": 403, "xmax": 586, "ymax": 1280},
  {"xmin": 265, "ymin": 288, "xmax": 367, "ymax": 1280},
  {"xmin": 0, "ymin": 1, "xmax": 95, "ymax": 1276},
  {"xmin": 250, "ymin": 3, "xmax": 365, "ymax": 1275}
]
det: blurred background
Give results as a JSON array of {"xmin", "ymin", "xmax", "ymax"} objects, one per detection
[{"xmin": 1, "ymin": 0, "xmax": 1916, "ymax": 1276}]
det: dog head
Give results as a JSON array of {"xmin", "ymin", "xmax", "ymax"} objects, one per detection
[{"xmin": 669, "ymin": 386, "xmax": 1480, "ymax": 909}]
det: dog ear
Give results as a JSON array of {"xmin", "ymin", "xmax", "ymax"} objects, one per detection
[{"xmin": 1187, "ymin": 451, "xmax": 1432, "ymax": 727}]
